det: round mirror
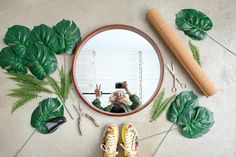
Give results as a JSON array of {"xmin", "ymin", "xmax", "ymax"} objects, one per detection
[{"xmin": 72, "ymin": 25, "xmax": 164, "ymax": 116}]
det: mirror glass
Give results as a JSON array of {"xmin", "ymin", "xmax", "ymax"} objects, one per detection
[{"xmin": 73, "ymin": 26, "xmax": 163, "ymax": 116}]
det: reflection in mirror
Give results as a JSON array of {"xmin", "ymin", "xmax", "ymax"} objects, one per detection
[{"xmin": 74, "ymin": 28, "xmax": 162, "ymax": 115}]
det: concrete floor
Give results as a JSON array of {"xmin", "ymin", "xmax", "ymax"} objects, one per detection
[{"xmin": 0, "ymin": 0, "xmax": 236, "ymax": 157}]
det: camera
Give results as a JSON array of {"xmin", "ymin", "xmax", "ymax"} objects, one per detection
[{"xmin": 115, "ymin": 82, "xmax": 124, "ymax": 88}]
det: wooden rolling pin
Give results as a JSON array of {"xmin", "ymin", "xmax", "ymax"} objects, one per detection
[{"xmin": 146, "ymin": 8, "xmax": 217, "ymax": 97}]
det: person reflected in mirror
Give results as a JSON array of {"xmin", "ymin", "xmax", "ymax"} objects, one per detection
[{"xmin": 92, "ymin": 81, "xmax": 141, "ymax": 113}]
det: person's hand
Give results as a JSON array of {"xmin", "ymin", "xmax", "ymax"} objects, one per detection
[
  {"xmin": 123, "ymin": 81, "xmax": 132, "ymax": 95},
  {"xmin": 123, "ymin": 81, "xmax": 128, "ymax": 91},
  {"xmin": 95, "ymin": 84, "xmax": 102, "ymax": 99}
]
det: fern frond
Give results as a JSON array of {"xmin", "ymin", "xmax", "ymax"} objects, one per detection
[
  {"xmin": 64, "ymin": 70, "xmax": 72, "ymax": 100},
  {"xmin": 11, "ymin": 94, "xmax": 38, "ymax": 113},
  {"xmin": 9, "ymin": 85, "xmax": 53, "ymax": 97},
  {"xmin": 150, "ymin": 89, "xmax": 165, "ymax": 122},
  {"xmin": 46, "ymin": 75, "xmax": 63, "ymax": 101},
  {"xmin": 17, "ymin": 83, "xmax": 54, "ymax": 94},
  {"xmin": 5, "ymin": 72, "xmax": 54, "ymax": 112},
  {"xmin": 59, "ymin": 66, "xmax": 66, "ymax": 99},
  {"xmin": 7, "ymin": 72, "xmax": 49, "ymax": 86},
  {"xmin": 8, "ymin": 92, "xmax": 34, "ymax": 98},
  {"xmin": 189, "ymin": 40, "xmax": 201, "ymax": 66},
  {"xmin": 151, "ymin": 95, "xmax": 176, "ymax": 121},
  {"xmin": 59, "ymin": 67, "xmax": 72, "ymax": 100}
]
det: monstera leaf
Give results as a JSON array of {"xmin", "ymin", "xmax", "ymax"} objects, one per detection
[
  {"xmin": 167, "ymin": 91, "xmax": 199, "ymax": 123},
  {"xmin": 0, "ymin": 47, "xmax": 28, "ymax": 74},
  {"xmin": 176, "ymin": 9, "xmax": 213, "ymax": 40},
  {"xmin": 31, "ymin": 98, "xmax": 66, "ymax": 134},
  {"xmin": 24, "ymin": 44, "xmax": 58, "ymax": 80},
  {"xmin": 178, "ymin": 106, "xmax": 214, "ymax": 138},
  {"xmin": 4, "ymin": 25, "xmax": 30, "ymax": 59},
  {"xmin": 29, "ymin": 24, "xmax": 60, "ymax": 54},
  {"xmin": 53, "ymin": 19, "xmax": 81, "ymax": 54}
]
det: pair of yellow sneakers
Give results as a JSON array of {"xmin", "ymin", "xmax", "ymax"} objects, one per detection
[{"xmin": 100, "ymin": 123, "xmax": 139, "ymax": 157}]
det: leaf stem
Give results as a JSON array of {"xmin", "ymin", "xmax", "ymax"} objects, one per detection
[
  {"xmin": 152, "ymin": 123, "xmax": 175, "ymax": 157},
  {"xmin": 15, "ymin": 129, "xmax": 37, "ymax": 157},
  {"xmin": 138, "ymin": 127, "xmax": 177, "ymax": 141},
  {"xmin": 207, "ymin": 34, "xmax": 236, "ymax": 56},
  {"xmin": 59, "ymin": 97, "xmax": 73, "ymax": 120}
]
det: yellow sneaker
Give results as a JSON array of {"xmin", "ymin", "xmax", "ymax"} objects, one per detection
[
  {"xmin": 100, "ymin": 124, "xmax": 119, "ymax": 157},
  {"xmin": 120, "ymin": 123, "xmax": 139, "ymax": 157}
]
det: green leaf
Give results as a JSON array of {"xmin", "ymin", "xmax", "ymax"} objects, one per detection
[
  {"xmin": 0, "ymin": 47, "xmax": 28, "ymax": 74},
  {"xmin": 150, "ymin": 89, "xmax": 165, "ymax": 121},
  {"xmin": 31, "ymin": 98, "xmax": 65, "ymax": 134},
  {"xmin": 10, "ymin": 84, "xmax": 53, "ymax": 96},
  {"xmin": 53, "ymin": 19, "xmax": 81, "ymax": 54},
  {"xmin": 59, "ymin": 66, "xmax": 66, "ymax": 98},
  {"xmin": 24, "ymin": 44, "xmax": 58, "ymax": 80},
  {"xmin": 176, "ymin": 9, "xmax": 213, "ymax": 40},
  {"xmin": 29, "ymin": 24, "xmax": 60, "ymax": 54},
  {"xmin": 58, "ymin": 67, "xmax": 72, "ymax": 100},
  {"xmin": 47, "ymin": 75, "xmax": 63, "ymax": 101},
  {"xmin": 167, "ymin": 91, "xmax": 199, "ymax": 123},
  {"xmin": 7, "ymin": 72, "xmax": 48, "ymax": 86},
  {"xmin": 4, "ymin": 25, "xmax": 30, "ymax": 59},
  {"xmin": 178, "ymin": 106, "xmax": 214, "ymax": 138},
  {"xmin": 64, "ymin": 70, "xmax": 72, "ymax": 99},
  {"xmin": 189, "ymin": 41, "xmax": 201, "ymax": 66},
  {"xmin": 151, "ymin": 94, "xmax": 176, "ymax": 122},
  {"xmin": 6, "ymin": 72, "xmax": 54, "ymax": 113},
  {"xmin": 11, "ymin": 94, "xmax": 38, "ymax": 113}
]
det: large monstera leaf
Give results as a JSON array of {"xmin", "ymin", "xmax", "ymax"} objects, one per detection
[
  {"xmin": 24, "ymin": 44, "xmax": 58, "ymax": 80},
  {"xmin": 167, "ymin": 91, "xmax": 198, "ymax": 123},
  {"xmin": 31, "ymin": 98, "xmax": 66, "ymax": 134},
  {"xmin": 29, "ymin": 24, "xmax": 60, "ymax": 54},
  {"xmin": 53, "ymin": 19, "xmax": 81, "ymax": 54},
  {"xmin": 4, "ymin": 25, "xmax": 30, "ymax": 59},
  {"xmin": 0, "ymin": 47, "xmax": 28, "ymax": 74},
  {"xmin": 176, "ymin": 9, "xmax": 213, "ymax": 40},
  {"xmin": 178, "ymin": 106, "xmax": 214, "ymax": 138}
]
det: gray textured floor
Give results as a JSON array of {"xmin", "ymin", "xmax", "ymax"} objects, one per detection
[{"xmin": 0, "ymin": 0, "xmax": 235, "ymax": 157}]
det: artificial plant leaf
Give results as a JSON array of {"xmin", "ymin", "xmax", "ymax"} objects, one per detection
[
  {"xmin": 7, "ymin": 72, "xmax": 54, "ymax": 113},
  {"xmin": 24, "ymin": 44, "xmax": 58, "ymax": 80},
  {"xmin": 29, "ymin": 24, "xmax": 60, "ymax": 54},
  {"xmin": 151, "ymin": 94, "xmax": 176, "ymax": 122},
  {"xmin": 176, "ymin": 9, "xmax": 213, "ymax": 40},
  {"xmin": 31, "ymin": 98, "xmax": 65, "ymax": 134},
  {"xmin": 4, "ymin": 25, "xmax": 30, "ymax": 59},
  {"xmin": 167, "ymin": 91, "xmax": 199, "ymax": 123},
  {"xmin": 53, "ymin": 19, "xmax": 81, "ymax": 54},
  {"xmin": 46, "ymin": 75, "xmax": 63, "ymax": 101},
  {"xmin": 64, "ymin": 70, "xmax": 72, "ymax": 99},
  {"xmin": 0, "ymin": 47, "xmax": 28, "ymax": 74},
  {"xmin": 11, "ymin": 94, "xmax": 38, "ymax": 113},
  {"xmin": 189, "ymin": 40, "xmax": 201, "ymax": 66},
  {"xmin": 7, "ymin": 72, "xmax": 49, "ymax": 86},
  {"xmin": 178, "ymin": 106, "xmax": 214, "ymax": 138}
]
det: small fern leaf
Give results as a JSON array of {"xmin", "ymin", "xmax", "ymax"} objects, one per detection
[
  {"xmin": 152, "ymin": 95, "xmax": 176, "ymax": 121},
  {"xmin": 59, "ymin": 66, "xmax": 66, "ymax": 99},
  {"xmin": 8, "ymin": 92, "xmax": 34, "ymax": 98},
  {"xmin": 150, "ymin": 89, "xmax": 165, "ymax": 122},
  {"xmin": 46, "ymin": 75, "xmax": 63, "ymax": 101},
  {"xmin": 189, "ymin": 40, "xmax": 201, "ymax": 66},
  {"xmin": 11, "ymin": 94, "xmax": 38, "ymax": 113},
  {"xmin": 64, "ymin": 70, "xmax": 72, "ymax": 100},
  {"xmin": 7, "ymin": 72, "xmax": 49, "ymax": 86},
  {"xmin": 17, "ymin": 83, "xmax": 54, "ymax": 94}
]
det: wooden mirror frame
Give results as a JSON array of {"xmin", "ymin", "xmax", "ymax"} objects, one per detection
[{"xmin": 72, "ymin": 24, "xmax": 164, "ymax": 117}]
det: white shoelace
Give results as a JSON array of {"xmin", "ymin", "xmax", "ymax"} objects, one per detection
[
  {"xmin": 120, "ymin": 132, "xmax": 137, "ymax": 156},
  {"xmin": 100, "ymin": 134, "xmax": 118, "ymax": 157}
]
